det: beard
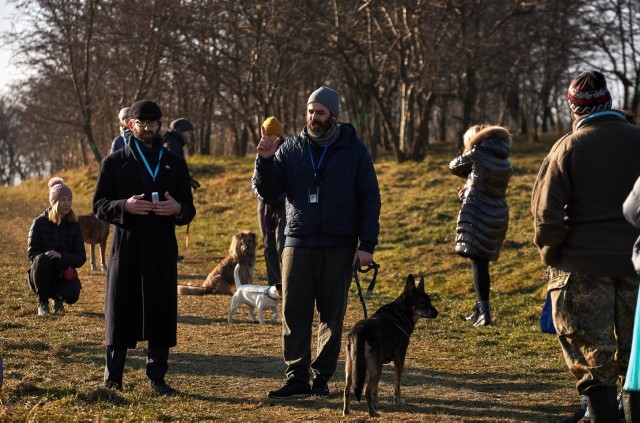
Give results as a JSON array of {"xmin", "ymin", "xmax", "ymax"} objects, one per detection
[
  {"xmin": 307, "ymin": 116, "xmax": 335, "ymax": 138},
  {"xmin": 133, "ymin": 127, "xmax": 158, "ymax": 144}
]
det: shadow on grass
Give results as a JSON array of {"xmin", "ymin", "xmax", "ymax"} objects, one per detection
[
  {"xmin": 79, "ymin": 387, "xmax": 129, "ymax": 405},
  {"xmin": 0, "ymin": 321, "xmax": 25, "ymax": 330},
  {"xmin": 75, "ymin": 310, "xmax": 105, "ymax": 319},
  {"xmin": 397, "ymin": 396, "xmax": 567, "ymax": 422},
  {"xmin": 338, "ymin": 366, "xmax": 571, "ymax": 421},
  {"xmin": 165, "ymin": 357, "xmax": 572, "ymax": 421},
  {"xmin": 177, "ymin": 315, "xmax": 225, "ymax": 325},
  {"xmin": 10, "ymin": 382, "xmax": 129, "ymax": 405},
  {"xmin": 171, "ymin": 353, "xmax": 281, "ymax": 378}
]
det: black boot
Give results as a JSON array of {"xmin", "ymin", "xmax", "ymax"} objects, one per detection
[
  {"xmin": 585, "ymin": 386, "xmax": 618, "ymax": 423},
  {"xmin": 473, "ymin": 300, "xmax": 492, "ymax": 327},
  {"xmin": 623, "ymin": 390, "xmax": 640, "ymax": 423}
]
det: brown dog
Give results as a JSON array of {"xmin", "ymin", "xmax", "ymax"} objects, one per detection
[
  {"xmin": 178, "ymin": 231, "xmax": 257, "ymax": 295},
  {"xmin": 343, "ymin": 274, "xmax": 438, "ymax": 417},
  {"xmin": 78, "ymin": 214, "xmax": 110, "ymax": 272}
]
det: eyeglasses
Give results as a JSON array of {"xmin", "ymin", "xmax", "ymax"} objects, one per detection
[{"xmin": 134, "ymin": 120, "xmax": 159, "ymax": 128}]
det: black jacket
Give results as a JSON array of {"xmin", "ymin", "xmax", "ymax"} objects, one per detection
[
  {"xmin": 27, "ymin": 210, "xmax": 86, "ymax": 269},
  {"xmin": 93, "ymin": 135, "xmax": 196, "ymax": 348},
  {"xmin": 162, "ymin": 130, "xmax": 186, "ymax": 160},
  {"xmin": 449, "ymin": 126, "xmax": 512, "ymax": 261},
  {"xmin": 254, "ymin": 123, "xmax": 380, "ymax": 253}
]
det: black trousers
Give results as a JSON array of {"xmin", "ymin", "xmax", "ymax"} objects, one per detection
[
  {"xmin": 28, "ymin": 254, "xmax": 81, "ymax": 303},
  {"xmin": 104, "ymin": 344, "xmax": 169, "ymax": 386},
  {"xmin": 257, "ymin": 200, "xmax": 285, "ymax": 286}
]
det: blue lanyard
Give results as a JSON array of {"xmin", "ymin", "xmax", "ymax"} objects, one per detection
[
  {"xmin": 575, "ymin": 110, "xmax": 625, "ymax": 129},
  {"xmin": 134, "ymin": 139, "xmax": 163, "ymax": 182},
  {"xmin": 308, "ymin": 143, "xmax": 329, "ymax": 178}
]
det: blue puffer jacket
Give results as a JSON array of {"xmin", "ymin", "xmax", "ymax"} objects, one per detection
[
  {"xmin": 254, "ymin": 123, "xmax": 380, "ymax": 253},
  {"xmin": 449, "ymin": 126, "xmax": 512, "ymax": 261}
]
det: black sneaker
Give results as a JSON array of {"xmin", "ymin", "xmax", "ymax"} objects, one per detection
[
  {"xmin": 268, "ymin": 380, "xmax": 311, "ymax": 399},
  {"xmin": 311, "ymin": 379, "xmax": 330, "ymax": 397},
  {"xmin": 150, "ymin": 380, "xmax": 176, "ymax": 396}
]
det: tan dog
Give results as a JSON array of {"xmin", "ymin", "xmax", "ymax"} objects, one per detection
[
  {"xmin": 78, "ymin": 214, "xmax": 110, "ymax": 272},
  {"xmin": 178, "ymin": 231, "xmax": 257, "ymax": 295}
]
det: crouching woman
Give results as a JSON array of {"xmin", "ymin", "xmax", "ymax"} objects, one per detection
[{"xmin": 27, "ymin": 177, "xmax": 86, "ymax": 315}]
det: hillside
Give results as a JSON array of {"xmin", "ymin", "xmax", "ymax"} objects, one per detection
[{"xmin": 0, "ymin": 141, "xmax": 581, "ymax": 421}]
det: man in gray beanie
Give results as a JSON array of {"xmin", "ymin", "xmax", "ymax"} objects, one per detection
[
  {"xmin": 307, "ymin": 86, "xmax": 340, "ymax": 117},
  {"xmin": 254, "ymin": 87, "xmax": 381, "ymax": 399}
]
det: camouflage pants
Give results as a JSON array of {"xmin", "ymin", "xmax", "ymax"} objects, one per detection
[{"xmin": 547, "ymin": 266, "xmax": 640, "ymax": 394}]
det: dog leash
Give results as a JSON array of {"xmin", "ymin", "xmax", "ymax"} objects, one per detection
[{"xmin": 352, "ymin": 259, "xmax": 380, "ymax": 319}]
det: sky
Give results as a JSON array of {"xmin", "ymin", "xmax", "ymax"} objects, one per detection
[{"xmin": 0, "ymin": 0, "xmax": 21, "ymax": 95}]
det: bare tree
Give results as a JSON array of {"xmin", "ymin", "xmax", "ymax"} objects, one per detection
[
  {"xmin": 579, "ymin": 0, "xmax": 640, "ymax": 115},
  {"xmin": 0, "ymin": 0, "xmax": 627, "ymax": 180},
  {"xmin": 0, "ymin": 97, "xmax": 25, "ymax": 184},
  {"xmin": 11, "ymin": 0, "xmax": 104, "ymax": 164}
]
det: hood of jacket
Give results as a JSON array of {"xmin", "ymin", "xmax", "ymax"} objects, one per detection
[{"xmin": 466, "ymin": 126, "xmax": 511, "ymax": 159}]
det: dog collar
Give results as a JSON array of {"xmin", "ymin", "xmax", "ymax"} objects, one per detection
[{"xmin": 266, "ymin": 290, "xmax": 279, "ymax": 301}]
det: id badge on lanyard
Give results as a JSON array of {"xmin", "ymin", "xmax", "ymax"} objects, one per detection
[
  {"xmin": 308, "ymin": 186, "xmax": 320, "ymax": 204},
  {"xmin": 308, "ymin": 143, "xmax": 328, "ymax": 205}
]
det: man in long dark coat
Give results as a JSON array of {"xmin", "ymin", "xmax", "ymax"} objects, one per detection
[{"xmin": 93, "ymin": 100, "xmax": 196, "ymax": 395}]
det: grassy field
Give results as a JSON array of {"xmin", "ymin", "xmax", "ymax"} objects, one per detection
[{"xmin": 0, "ymin": 138, "xmax": 583, "ymax": 422}]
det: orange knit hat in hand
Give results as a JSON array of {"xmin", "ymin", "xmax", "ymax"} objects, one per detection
[{"xmin": 262, "ymin": 117, "xmax": 284, "ymax": 137}]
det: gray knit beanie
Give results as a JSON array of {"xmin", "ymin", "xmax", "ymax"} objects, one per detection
[{"xmin": 307, "ymin": 86, "xmax": 340, "ymax": 117}]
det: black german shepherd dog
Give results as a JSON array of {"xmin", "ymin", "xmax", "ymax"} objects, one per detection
[{"xmin": 343, "ymin": 274, "xmax": 438, "ymax": 417}]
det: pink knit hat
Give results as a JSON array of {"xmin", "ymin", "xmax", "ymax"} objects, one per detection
[{"xmin": 48, "ymin": 177, "xmax": 72, "ymax": 205}]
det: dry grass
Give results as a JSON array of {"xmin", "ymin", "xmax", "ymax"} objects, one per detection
[{"xmin": 0, "ymin": 139, "xmax": 580, "ymax": 422}]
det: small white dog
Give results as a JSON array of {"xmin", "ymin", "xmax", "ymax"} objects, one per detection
[{"xmin": 228, "ymin": 264, "xmax": 282, "ymax": 324}]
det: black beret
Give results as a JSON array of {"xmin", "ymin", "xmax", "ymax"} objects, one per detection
[{"xmin": 129, "ymin": 100, "xmax": 162, "ymax": 120}]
